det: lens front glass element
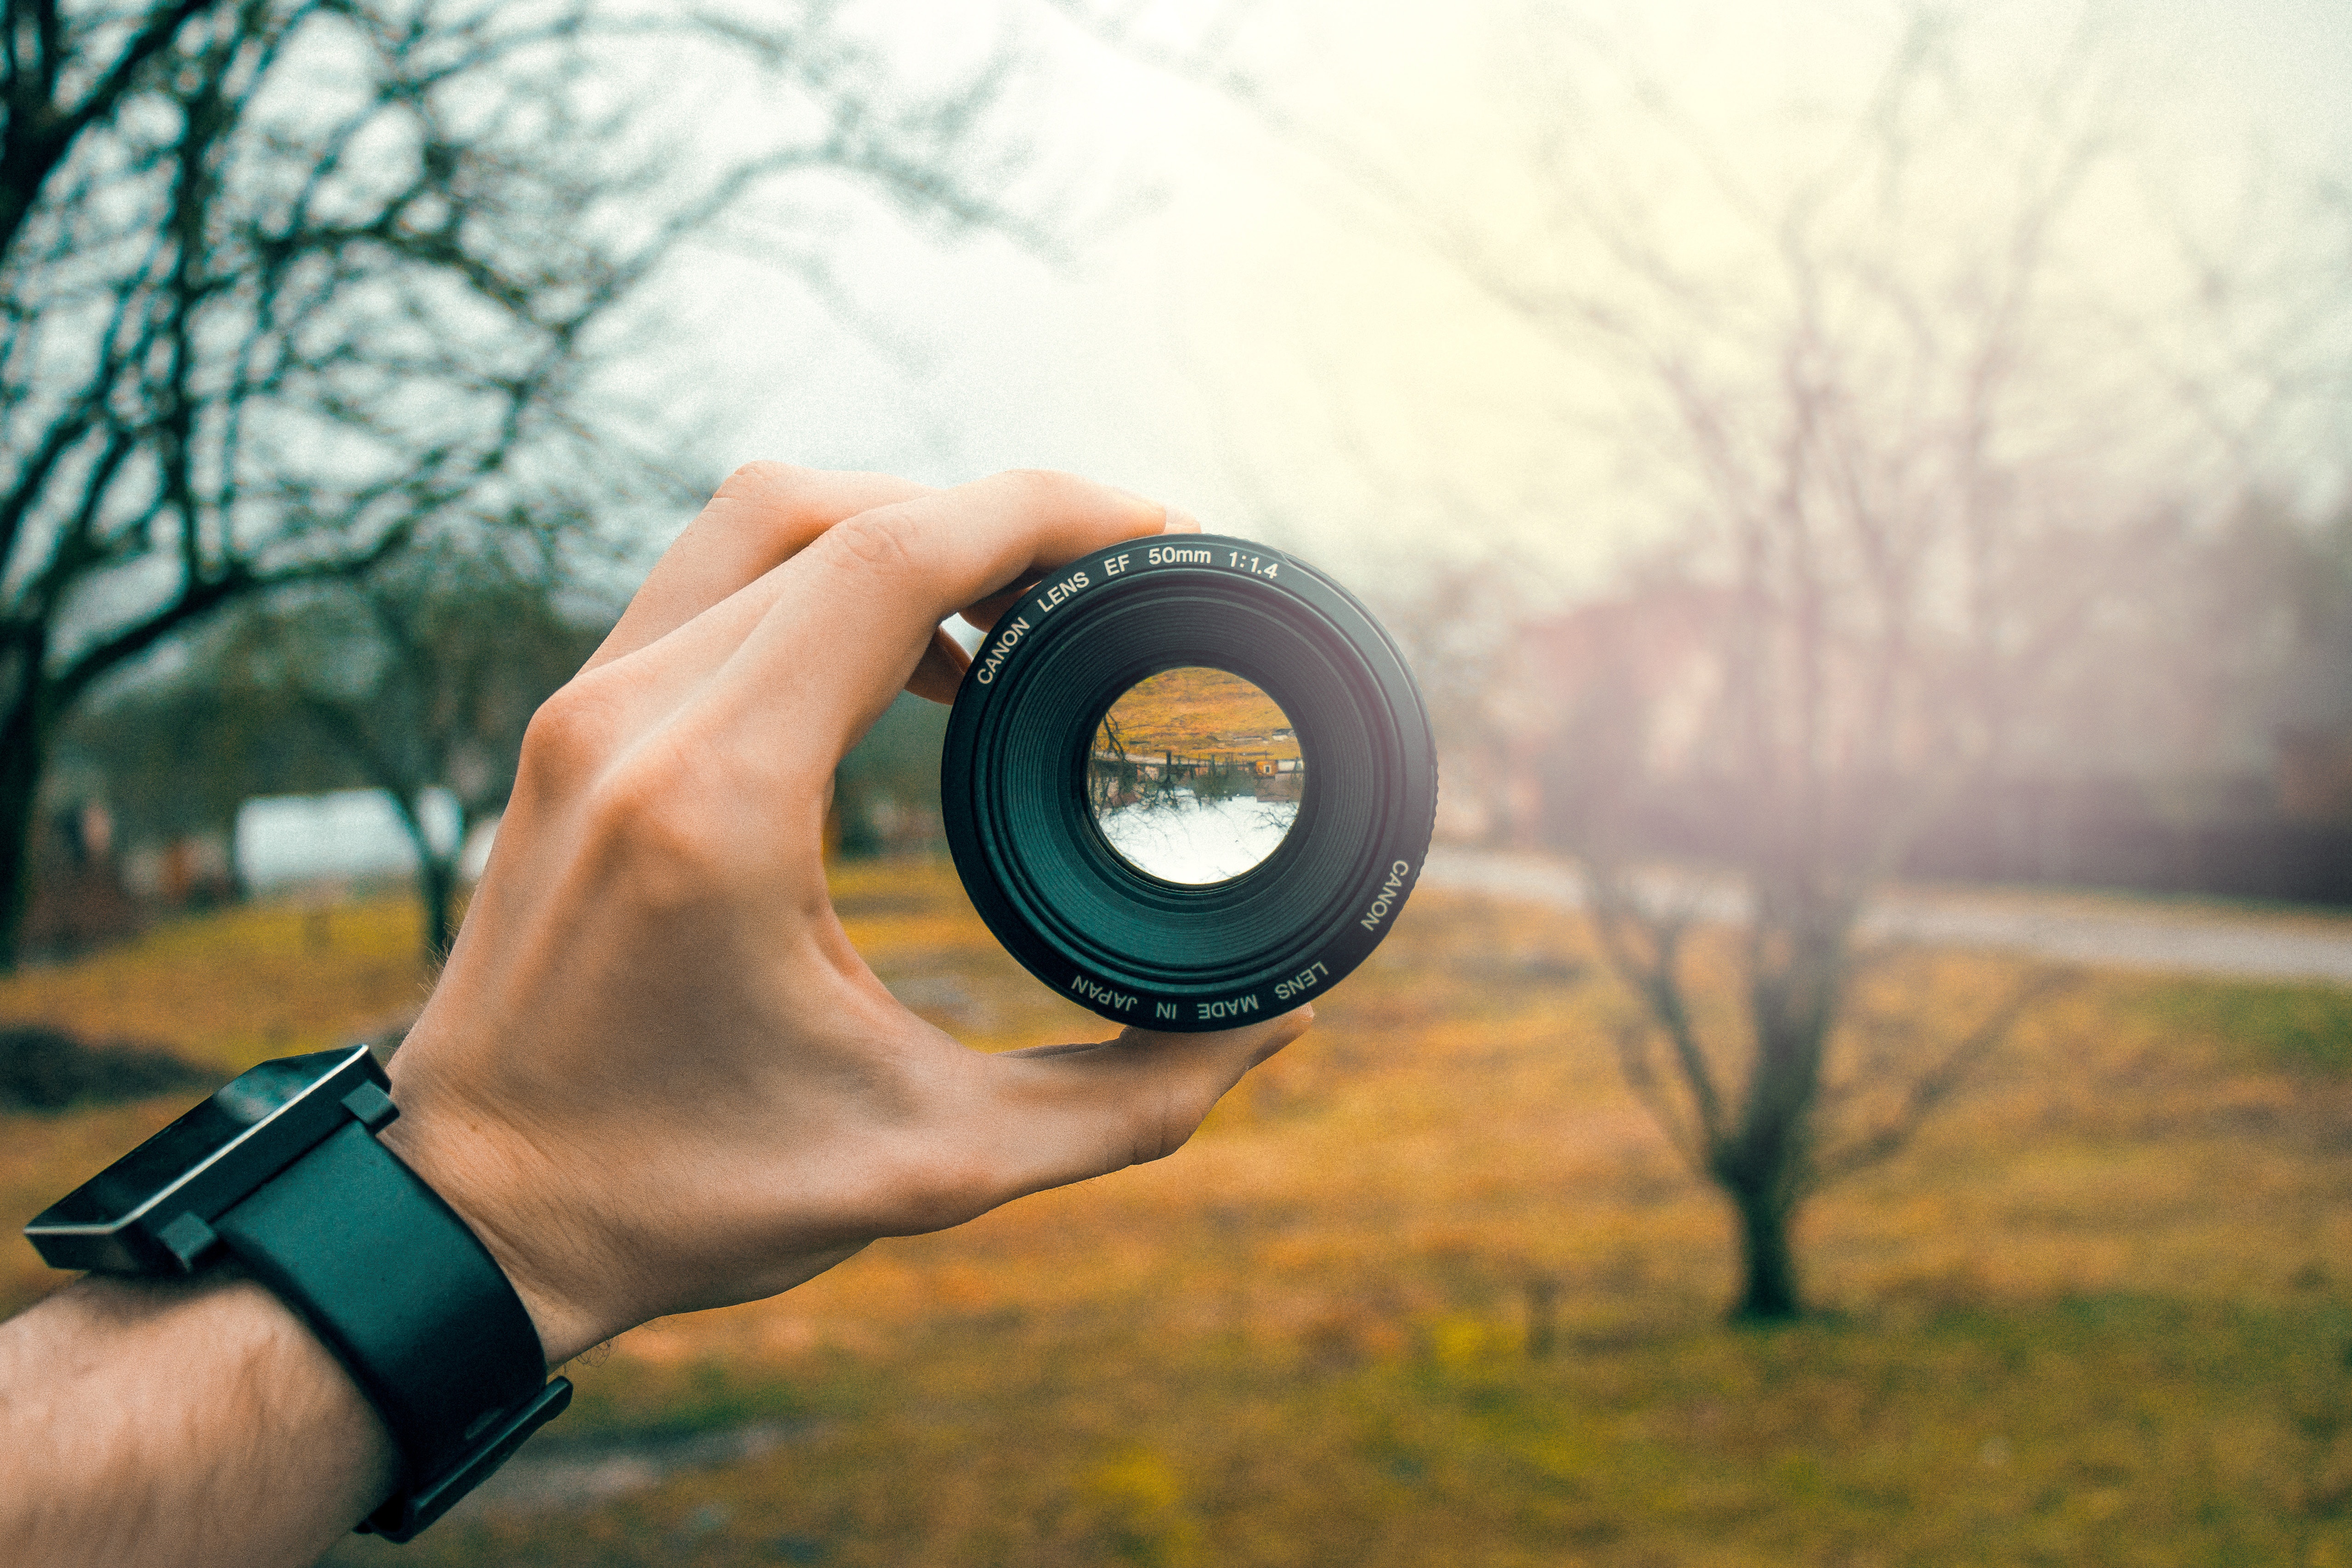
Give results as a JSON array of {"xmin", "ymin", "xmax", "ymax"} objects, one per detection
[{"xmin": 1086, "ymin": 667, "xmax": 1305, "ymax": 885}]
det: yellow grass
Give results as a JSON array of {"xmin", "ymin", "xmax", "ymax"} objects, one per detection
[
  {"xmin": 5, "ymin": 866, "xmax": 2350, "ymax": 1566},
  {"xmin": 0, "ymin": 896, "xmax": 431, "ymax": 1071},
  {"xmin": 1100, "ymin": 668, "xmax": 1302, "ymax": 765},
  {"xmin": 0, "ymin": 898, "xmax": 441, "ymax": 1318}
]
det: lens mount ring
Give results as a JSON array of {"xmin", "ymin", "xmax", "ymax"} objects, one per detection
[{"xmin": 941, "ymin": 534, "xmax": 1436, "ymax": 1031}]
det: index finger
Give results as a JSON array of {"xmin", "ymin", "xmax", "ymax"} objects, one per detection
[
  {"xmin": 719, "ymin": 470, "xmax": 1195, "ymax": 758},
  {"xmin": 584, "ymin": 464, "xmax": 933, "ymax": 674},
  {"xmin": 951, "ymin": 495, "xmax": 1203, "ymax": 638}
]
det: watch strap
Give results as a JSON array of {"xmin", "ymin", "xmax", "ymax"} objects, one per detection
[
  {"xmin": 365, "ymin": 1377, "xmax": 574, "ymax": 1541},
  {"xmin": 213, "ymin": 1119, "xmax": 568, "ymax": 1540}
]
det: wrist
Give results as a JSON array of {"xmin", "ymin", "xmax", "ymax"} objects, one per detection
[
  {"xmin": 373, "ymin": 1081, "xmax": 617, "ymax": 1368},
  {"xmin": 23, "ymin": 1038, "xmax": 584, "ymax": 1546}
]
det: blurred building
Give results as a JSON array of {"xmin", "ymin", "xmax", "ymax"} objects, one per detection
[
  {"xmin": 232, "ymin": 788, "xmax": 460, "ymax": 894},
  {"xmin": 1493, "ymin": 587, "xmax": 2352, "ymax": 907}
]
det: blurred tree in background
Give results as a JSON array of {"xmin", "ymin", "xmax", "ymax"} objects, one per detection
[
  {"xmin": 1474, "ymin": 17, "xmax": 2130, "ymax": 1320},
  {"xmin": 0, "ymin": 0, "xmax": 1036, "ymax": 968},
  {"xmin": 1446, "ymin": 12, "xmax": 2351, "ymax": 1319},
  {"xmin": 1110, "ymin": 0, "xmax": 2352, "ymax": 1319},
  {"xmin": 215, "ymin": 536, "xmax": 614, "ymax": 958},
  {"xmin": 52, "ymin": 538, "xmax": 615, "ymax": 960},
  {"xmin": 1485, "ymin": 24, "xmax": 2348, "ymax": 1318}
]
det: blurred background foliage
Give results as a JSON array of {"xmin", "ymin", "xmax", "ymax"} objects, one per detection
[{"xmin": 4, "ymin": 0, "xmax": 2351, "ymax": 1562}]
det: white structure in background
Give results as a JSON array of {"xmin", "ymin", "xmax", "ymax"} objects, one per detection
[
  {"xmin": 460, "ymin": 815, "xmax": 498, "ymax": 882},
  {"xmin": 233, "ymin": 788, "xmax": 461, "ymax": 893}
]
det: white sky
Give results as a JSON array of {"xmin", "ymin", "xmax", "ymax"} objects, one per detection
[{"xmin": 615, "ymin": 0, "xmax": 2352, "ymax": 600}]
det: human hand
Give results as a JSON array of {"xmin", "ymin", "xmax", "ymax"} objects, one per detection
[{"xmin": 379, "ymin": 466, "xmax": 1311, "ymax": 1364}]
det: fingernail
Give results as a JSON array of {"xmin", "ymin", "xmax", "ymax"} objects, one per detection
[{"xmin": 1107, "ymin": 484, "xmax": 1201, "ymax": 534}]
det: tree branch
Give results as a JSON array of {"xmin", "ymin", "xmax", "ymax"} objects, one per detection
[
  {"xmin": 1813, "ymin": 964, "xmax": 2079, "ymax": 1184},
  {"xmin": 1585, "ymin": 866, "xmax": 1728, "ymax": 1150},
  {"xmin": 0, "ymin": 0, "xmax": 219, "ymax": 262}
]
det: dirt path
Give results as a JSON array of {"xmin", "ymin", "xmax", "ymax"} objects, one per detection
[
  {"xmin": 1424, "ymin": 846, "xmax": 2352, "ymax": 986},
  {"xmin": 439, "ymin": 1422, "xmax": 805, "ymax": 1519}
]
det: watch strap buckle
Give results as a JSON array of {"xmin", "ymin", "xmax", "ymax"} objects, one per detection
[{"xmin": 360, "ymin": 1376, "xmax": 574, "ymax": 1542}]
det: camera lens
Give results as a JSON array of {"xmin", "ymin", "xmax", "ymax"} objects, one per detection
[
  {"xmin": 942, "ymin": 534, "xmax": 1434, "ymax": 1031},
  {"xmin": 1086, "ymin": 668, "xmax": 1306, "ymax": 886}
]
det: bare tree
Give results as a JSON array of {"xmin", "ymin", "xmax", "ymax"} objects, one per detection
[
  {"xmin": 1074, "ymin": 0, "xmax": 2317, "ymax": 1318},
  {"xmin": 1440, "ymin": 14, "xmax": 2152, "ymax": 1319},
  {"xmin": 0, "ymin": 0, "xmax": 1034, "ymax": 968},
  {"xmin": 1487, "ymin": 5, "xmax": 2352, "ymax": 1317}
]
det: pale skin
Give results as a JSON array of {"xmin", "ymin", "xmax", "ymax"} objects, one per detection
[{"xmin": 0, "ymin": 466, "xmax": 1311, "ymax": 1568}]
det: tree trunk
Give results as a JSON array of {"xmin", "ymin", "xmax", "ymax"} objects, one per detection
[
  {"xmin": 388, "ymin": 792, "xmax": 458, "ymax": 967},
  {"xmin": 1730, "ymin": 1187, "xmax": 1802, "ymax": 1322},
  {"xmin": 418, "ymin": 851, "xmax": 457, "ymax": 966},
  {"xmin": 0, "ymin": 682, "xmax": 51, "ymax": 973}
]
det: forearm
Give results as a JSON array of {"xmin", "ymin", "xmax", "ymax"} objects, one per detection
[{"xmin": 0, "ymin": 1273, "xmax": 396, "ymax": 1568}]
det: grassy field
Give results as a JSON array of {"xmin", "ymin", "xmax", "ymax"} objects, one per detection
[
  {"xmin": 5, "ymin": 864, "xmax": 2350, "ymax": 1566},
  {"xmin": 1099, "ymin": 668, "xmax": 1302, "ymax": 766}
]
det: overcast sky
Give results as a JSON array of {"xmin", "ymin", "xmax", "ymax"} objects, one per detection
[{"xmin": 617, "ymin": 0, "xmax": 2352, "ymax": 600}]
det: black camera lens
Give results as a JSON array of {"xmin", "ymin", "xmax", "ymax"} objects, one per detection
[{"xmin": 941, "ymin": 534, "xmax": 1435, "ymax": 1031}]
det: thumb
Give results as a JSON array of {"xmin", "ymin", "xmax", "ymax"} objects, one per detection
[{"xmin": 978, "ymin": 1008, "xmax": 1313, "ymax": 1201}]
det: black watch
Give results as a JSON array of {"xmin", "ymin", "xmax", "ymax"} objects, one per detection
[{"xmin": 23, "ymin": 1043, "xmax": 571, "ymax": 1541}]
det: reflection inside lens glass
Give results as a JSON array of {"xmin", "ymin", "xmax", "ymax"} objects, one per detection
[{"xmin": 1087, "ymin": 668, "xmax": 1305, "ymax": 885}]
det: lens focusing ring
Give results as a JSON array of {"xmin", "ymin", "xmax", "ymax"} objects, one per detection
[{"xmin": 941, "ymin": 534, "xmax": 1436, "ymax": 1030}]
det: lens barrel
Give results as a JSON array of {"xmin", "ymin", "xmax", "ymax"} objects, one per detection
[{"xmin": 942, "ymin": 534, "xmax": 1436, "ymax": 1031}]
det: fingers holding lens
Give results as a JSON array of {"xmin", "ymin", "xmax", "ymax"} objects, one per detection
[
  {"xmin": 720, "ymin": 471, "xmax": 1186, "ymax": 755},
  {"xmin": 588, "ymin": 465, "xmax": 934, "ymax": 674},
  {"xmin": 950, "ymin": 492, "xmax": 1200, "ymax": 637}
]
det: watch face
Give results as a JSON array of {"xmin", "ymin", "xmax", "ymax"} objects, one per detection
[
  {"xmin": 38, "ymin": 1055, "xmax": 329, "ymax": 1225},
  {"xmin": 40, "ymin": 1097, "xmax": 249, "ymax": 1227},
  {"xmin": 26, "ymin": 1045, "xmax": 381, "ymax": 1272}
]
